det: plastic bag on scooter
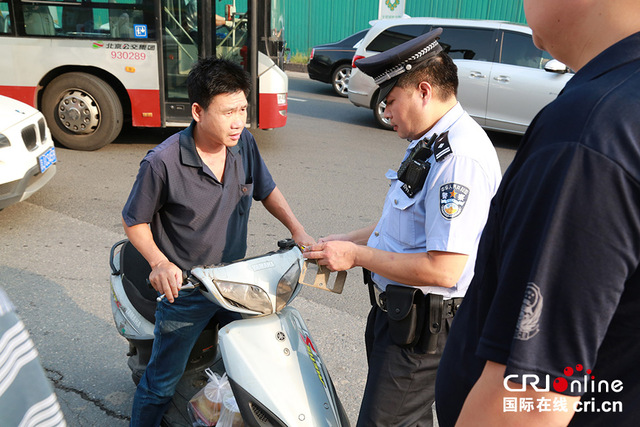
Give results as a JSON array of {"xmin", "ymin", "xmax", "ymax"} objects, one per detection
[
  {"xmin": 187, "ymin": 369, "xmax": 230, "ymax": 426},
  {"xmin": 217, "ymin": 391, "xmax": 244, "ymax": 427}
]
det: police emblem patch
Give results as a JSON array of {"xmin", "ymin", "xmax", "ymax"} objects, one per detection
[
  {"xmin": 514, "ymin": 283, "xmax": 543, "ymax": 341},
  {"xmin": 439, "ymin": 183, "xmax": 469, "ymax": 219}
]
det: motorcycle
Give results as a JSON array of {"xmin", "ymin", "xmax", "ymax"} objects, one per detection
[{"xmin": 109, "ymin": 238, "xmax": 350, "ymax": 426}]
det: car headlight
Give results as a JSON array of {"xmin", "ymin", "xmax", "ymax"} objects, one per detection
[
  {"xmin": 0, "ymin": 133, "xmax": 10, "ymax": 148},
  {"xmin": 276, "ymin": 261, "xmax": 301, "ymax": 312},
  {"xmin": 216, "ymin": 280, "xmax": 273, "ymax": 315}
]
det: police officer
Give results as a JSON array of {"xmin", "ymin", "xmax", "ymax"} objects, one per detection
[{"xmin": 304, "ymin": 29, "xmax": 502, "ymax": 426}]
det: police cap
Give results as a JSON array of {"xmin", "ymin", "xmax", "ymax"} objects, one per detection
[{"xmin": 355, "ymin": 27, "xmax": 444, "ymax": 104}]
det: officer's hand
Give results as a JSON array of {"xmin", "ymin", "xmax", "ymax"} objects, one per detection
[
  {"xmin": 149, "ymin": 260, "xmax": 182, "ymax": 303},
  {"xmin": 304, "ymin": 241, "xmax": 358, "ymax": 271},
  {"xmin": 318, "ymin": 234, "xmax": 350, "ymax": 244}
]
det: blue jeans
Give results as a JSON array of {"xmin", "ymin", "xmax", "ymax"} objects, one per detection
[{"xmin": 130, "ymin": 288, "xmax": 239, "ymax": 427}]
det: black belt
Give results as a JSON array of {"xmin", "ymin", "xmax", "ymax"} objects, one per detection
[{"xmin": 371, "ymin": 283, "xmax": 462, "ymax": 318}]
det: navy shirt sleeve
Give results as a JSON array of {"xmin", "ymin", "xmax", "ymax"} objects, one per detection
[
  {"xmin": 477, "ymin": 141, "xmax": 640, "ymax": 388},
  {"xmin": 122, "ymin": 158, "xmax": 167, "ymax": 227}
]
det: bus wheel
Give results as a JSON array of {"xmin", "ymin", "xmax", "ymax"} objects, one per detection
[{"xmin": 42, "ymin": 73, "xmax": 123, "ymax": 151}]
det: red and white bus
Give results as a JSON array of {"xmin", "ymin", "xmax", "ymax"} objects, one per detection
[{"xmin": 0, "ymin": 0, "xmax": 288, "ymax": 150}]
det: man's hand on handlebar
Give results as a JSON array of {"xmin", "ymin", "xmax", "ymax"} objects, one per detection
[
  {"xmin": 292, "ymin": 229, "xmax": 316, "ymax": 249},
  {"xmin": 149, "ymin": 260, "xmax": 183, "ymax": 303}
]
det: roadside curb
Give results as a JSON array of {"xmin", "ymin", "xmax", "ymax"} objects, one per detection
[{"xmin": 284, "ymin": 63, "xmax": 308, "ymax": 73}]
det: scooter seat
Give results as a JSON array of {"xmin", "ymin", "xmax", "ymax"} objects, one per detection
[{"xmin": 119, "ymin": 240, "xmax": 157, "ymax": 324}]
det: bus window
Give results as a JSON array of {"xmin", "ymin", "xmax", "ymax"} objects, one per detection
[
  {"xmin": 0, "ymin": 1, "xmax": 11, "ymax": 34},
  {"xmin": 20, "ymin": 0, "xmax": 154, "ymax": 39},
  {"xmin": 23, "ymin": 4, "xmax": 55, "ymax": 35}
]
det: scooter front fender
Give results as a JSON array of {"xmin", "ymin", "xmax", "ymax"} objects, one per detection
[{"xmin": 218, "ymin": 306, "xmax": 348, "ymax": 426}]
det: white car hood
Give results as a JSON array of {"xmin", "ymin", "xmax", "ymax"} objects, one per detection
[{"xmin": 0, "ymin": 95, "xmax": 37, "ymax": 132}]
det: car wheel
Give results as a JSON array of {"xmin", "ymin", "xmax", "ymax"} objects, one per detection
[
  {"xmin": 332, "ymin": 64, "xmax": 352, "ymax": 97},
  {"xmin": 42, "ymin": 72, "xmax": 123, "ymax": 151},
  {"xmin": 373, "ymin": 99, "xmax": 393, "ymax": 130}
]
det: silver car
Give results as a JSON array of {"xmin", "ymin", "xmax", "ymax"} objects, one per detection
[{"xmin": 348, "ymin": 17, "xmax": 574, "ymax": 134}]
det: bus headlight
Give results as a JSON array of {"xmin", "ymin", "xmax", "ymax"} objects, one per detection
[
  {"xmin": 276, "ymin": 261, "xmax": 301, "ymax": 311},
  {"xmin": 216, "ymin": 281, "xmax": 273, "ymax": 315},
  {"xmin": 277, "ymin": 93, "xmax": 287, "ymax": 105}
]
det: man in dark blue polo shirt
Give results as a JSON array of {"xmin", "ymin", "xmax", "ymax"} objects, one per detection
[
  {"xmin": 122, "ymin": 57, "xmax": 313, "ymax": 427},
  {"xmin": 436, "ymin": 1, "xmax": 640, "ymax": 426}
]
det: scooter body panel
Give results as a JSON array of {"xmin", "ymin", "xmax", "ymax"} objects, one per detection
[
  {"xmin": 219, "ymin": 306, "xmax": 343, "ymax": 426},
  {"xmin": 110, "ymin": 239, "xmax": 349, "ymax": 426},
  {"xmin": 110, "ymin": 256, "xmax": 155, "ymax": 340}
]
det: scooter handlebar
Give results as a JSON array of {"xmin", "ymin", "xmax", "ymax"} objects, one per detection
[
  {"xmin": 156, "ymin": 281, "xmax": 197, "ymax": 302},
  {"xmin": 154, "ymin": 271, "xmax": 196, "ymax": 302}
]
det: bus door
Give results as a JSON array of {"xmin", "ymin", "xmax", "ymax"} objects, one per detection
[
  {"xmin": 214, "ymin": 1, "xmax": 255, "ymax": 126},
  {"xmin": 160, "ymin": 0, "xmax": 200, "ymax": 126},
  {"xmin": 160, "ymin": 0, "xmax": 253, "ymax": 126},
  {"xmin": 159, "ymin": 0, "xmax": 286, "ymax": 129},
  {"xmin": 218, "ymin": 0, "xmax": 287, "ymax": 130}
]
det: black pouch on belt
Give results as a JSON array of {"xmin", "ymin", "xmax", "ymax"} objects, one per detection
[
  {"xmin": 363, "ymin": 268, "xmax": 376, "ymax": 307},
  {"xmin": 424, "ymin": 293, "xmax": 444, "ymax": 354},
  {"xmin": 385, "ymin": 285, "xmax": 426, "ymax": 347}
]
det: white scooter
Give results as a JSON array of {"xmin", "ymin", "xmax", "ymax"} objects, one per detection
[{"xmin": 109, "ymin": 238, "xmax": 350, "ymax": 426}]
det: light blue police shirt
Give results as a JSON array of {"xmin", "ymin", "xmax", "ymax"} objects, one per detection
[{"xmin": 367, "ymin": 103, "xmax": 502, "ymax": 299}]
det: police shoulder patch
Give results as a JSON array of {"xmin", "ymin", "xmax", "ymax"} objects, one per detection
[
  {"xmin": 439, "ymin": 183, "xmax": 470, "ymax": 220},
  {"xmin": 433, "ymin": 131, "xmax": 452, "ymax": 162}
]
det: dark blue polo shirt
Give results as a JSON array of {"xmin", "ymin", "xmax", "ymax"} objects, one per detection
[
  {"xmin": 436, "ymin": 32, "xmax": 640, "ymax": 426},
  {"xmin": 122, "ymin": 122, "xmax": 276, "ymax": 270}
]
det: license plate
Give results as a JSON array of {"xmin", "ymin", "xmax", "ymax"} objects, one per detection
[{"xmin": 38, "ymin": 147, "xmax": 57, "ymax": 174}]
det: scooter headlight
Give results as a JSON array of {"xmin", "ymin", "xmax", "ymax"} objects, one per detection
[
  {"xmin": 216, "ymin": 281, "xmax": 273, "ymax": 315},
  {"xmin": 276, "ymin": 261, "xmax": 301, "ymax": 312}
]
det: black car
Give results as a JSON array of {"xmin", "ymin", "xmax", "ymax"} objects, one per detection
[{"xmin": 307, "ymin": 29, "xmax": 368, "ymax": 97}]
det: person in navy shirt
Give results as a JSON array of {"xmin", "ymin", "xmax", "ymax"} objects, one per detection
[
  {"xmin": 123, "ymin": 57, "xmax": 313, "ymax": 427},
  {"xmin": 436, "ymin": 1, "xmax": 640, "ymax": 426}
]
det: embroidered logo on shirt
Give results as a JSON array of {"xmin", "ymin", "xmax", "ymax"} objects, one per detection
[
  {"xmin": 514, "ymin": 282, "xmax": 544, "ymax": 341},
  {"xmin": 439, "ymin": 183, "xmax": 469, "ymax": 219}
]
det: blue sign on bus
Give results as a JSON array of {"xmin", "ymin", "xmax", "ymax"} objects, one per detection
[{"xmin": 134, "ymin": 25, "xmax": 148, "ymax": 38}]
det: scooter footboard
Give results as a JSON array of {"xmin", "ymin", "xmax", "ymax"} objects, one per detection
[{"xmin": 218, "ymin": 307, "xmax": 348, "ymax": 426}]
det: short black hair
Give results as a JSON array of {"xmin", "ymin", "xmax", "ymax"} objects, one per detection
[
  {"xmin": 187, "ymin": 57, "xmax": 251, "ymax": 109},
  {"xmin": 397, "ymin": 51, "xmax": 458, "ymax": 100}
]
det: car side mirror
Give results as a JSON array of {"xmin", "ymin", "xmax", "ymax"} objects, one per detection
[{"xmin": 544, "ymin": 59, "xmax": 569, "ymax": 74}]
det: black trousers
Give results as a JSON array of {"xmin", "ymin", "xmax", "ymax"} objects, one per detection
[{"xmin": 356, "ymin": 305, "xmax": 450, "ymax": 427}]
